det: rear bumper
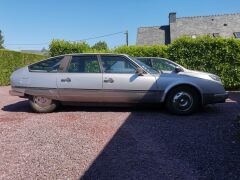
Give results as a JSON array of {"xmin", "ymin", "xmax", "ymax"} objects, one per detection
[
  {"xmin": 203, "ymin": 92, "xmax": 229, "ymax": 105},
  {"xmin": 9, "ymin": 90, "xmax": 25, "ymax": 97}
]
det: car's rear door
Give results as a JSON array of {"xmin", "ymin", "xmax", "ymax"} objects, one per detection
[
  {"xmin": 57, "ymin": 55, "xmax": 103, "ymax": 102},
  {"xmin": 100, "ymin": 55, "xmax": 158, "ymax": 103}
]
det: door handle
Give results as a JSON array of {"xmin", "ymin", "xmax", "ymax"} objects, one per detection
[
  {"xmin": 61, "ymin": 77, "xmax": 71, "ymax": 82},
  {"xmin": 104, "ymin": 78, "xmax": 114, "ymax": 83}
]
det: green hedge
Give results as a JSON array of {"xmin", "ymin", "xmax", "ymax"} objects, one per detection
[
  {"xmin": 1, "ymin": 36, "xmax": 239, "ymax": 89},
  {"xmin": 0, "ymin": 49, "xmax": 46, "ymax": 85},
  {"xmin": 168, "ymin": 36, "xmax": 240, "ymax": 89},
  {"xmin": 114, "ymin": 45, "xmax": 168, "ymax": 58},
  {"xmin": 49, "ymin": 40, "xmax": 91, "ymax": 57}
]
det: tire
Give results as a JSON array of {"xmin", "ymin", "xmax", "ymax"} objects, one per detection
[
  {"xmin": 165, "ymin": 87, "xmax": 200, "ymax": 115},
  {"xmin": 29, "ymin": 96, "xmax": 59, "ymax": 113}
]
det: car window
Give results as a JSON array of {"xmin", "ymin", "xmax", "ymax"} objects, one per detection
[
  {"xmin": 68, "ymin": 55, "xmax": 100, "ymax": 73},
  {"xmin": 152, "ymin": 58, "xmax": 176, "ymax": 71},
  {"xmin": 101, "ymin": 56, "xmax": 137, "ymax": 73},
  {"xmin": 134, "ymin": 59, "xmax": 159, "ymax": 74},
  {"xmin": 138, "ymin": 58, "xmax": 152, "ymax": 67},
  {"xmin": 29, "ymin": 57, "xmax": 63, "ymax": 72}
]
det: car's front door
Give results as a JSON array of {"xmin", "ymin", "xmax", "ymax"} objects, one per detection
[
  {"xmin": 57, "ymin": 55, "xmax": 103, "ymax": 102},
  {"xmin": 100, "ymin": 55, "xmax": 158, "ymax": 103}
]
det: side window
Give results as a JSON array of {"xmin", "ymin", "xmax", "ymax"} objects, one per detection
[
  {"xmin": 29, "ymin": 57, "xmax": 64, "ymax": 72},
  {"xmin": 68, "ymin": 56, "xmax": 100, "ymax": 73},
  {"xmin": 152, "ymin": 59, "xmax": 176, "ymax": 71},
  {"xmin": 101, "ymin": 56, "xmax": 136, "ymax": 73},
  {"xmin": 139, "ymin": 58, "xmax": 152, "ymax": 67}
]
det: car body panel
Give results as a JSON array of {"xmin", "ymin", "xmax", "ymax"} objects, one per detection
[
  {"xmin": 57, "ymin": 73, "xmax": 103, "ymax": 102},
  {"xmin": 102, "ymin": 73, "xmax": 160, "ymax": 103}
]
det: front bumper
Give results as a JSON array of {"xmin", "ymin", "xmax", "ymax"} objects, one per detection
[{"xmin": 203, "ymin": 92, "xmax": 229, "ymax": 105}]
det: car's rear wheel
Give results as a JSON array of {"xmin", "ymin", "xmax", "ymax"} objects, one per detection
[
  {"xmin": 166, "ymin": 87, "xmax": 200, "ymax": 115},
  {"xmin": 29, "ymin": 96, "xmax": 58, "ymax": 113}
]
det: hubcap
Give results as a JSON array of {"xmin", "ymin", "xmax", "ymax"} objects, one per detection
[
  {"xmin": 172, "ymin": 91, "xmax": 193, "ymax": 111},
  {"xmin": 33, "ymin": 96, "xmax": 52, "ymax": 107}
]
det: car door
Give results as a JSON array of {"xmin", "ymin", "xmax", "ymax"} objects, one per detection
[
  {"xmin": 26, "ymin": 56, "xmax": 65, "ymax": 98},
  {"xmin": 57, "ymin": 55, "xmax": 103, "ymax": 102},
  {"xmin": 100, "ymin": 55, "xmax": 158, "ymax": 103}
]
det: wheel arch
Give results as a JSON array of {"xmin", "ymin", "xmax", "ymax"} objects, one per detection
[{"xmin": 161, "ymin": 83, "xmax": 203, "ymax": 105}]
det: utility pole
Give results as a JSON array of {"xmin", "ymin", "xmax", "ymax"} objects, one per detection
[{"xmin": 125, "ymin": 30, "xmax": 129, "ymax": 46}]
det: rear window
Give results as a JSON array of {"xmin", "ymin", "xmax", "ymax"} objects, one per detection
[{"xmin": 29, "ymin": 57, "xmax": 64, "ymax": 72}]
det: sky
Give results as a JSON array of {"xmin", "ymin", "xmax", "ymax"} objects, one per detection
[{"xmin": 1, "ymin": 0, "xmax": 240, "ymax": 51}]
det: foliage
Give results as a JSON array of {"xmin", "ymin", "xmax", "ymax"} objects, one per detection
[
  {"xmin": 0, "ymin": 30, "xmax": 4, "ymax": 49},
  {"xmin": 0, "ymin": 49, "xmax": 46, "ymax": 85},
  {"xmin": 91, "ymin": 41, "xmax": 108, "ymax": 51},
  {"xmin": 49, "ymin": 40, "xmax": 90, "ymax": 57},
  {"xmin": 168, "ymin": 36, "xmax": 240, "ymax": 89},
  {"xmin": 114, "ymin": 45, "xmax": 168, "ymax": 58}
]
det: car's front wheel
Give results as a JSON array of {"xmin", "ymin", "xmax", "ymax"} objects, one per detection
[
  {"xmin": 166, "ymin": 87, "xmax": 200, "ymax": 115},
  {"xmin": 29, "ymin": 96, "xmax": 59, "ymax": 113}
]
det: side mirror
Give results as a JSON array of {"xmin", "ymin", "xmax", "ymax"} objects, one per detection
[
  {"xmin": 135, "ymin": 67, "xmax": 144, "ymax": 76},
  {"xmin": 175, "ymin": 66, "xmax": 183, "ymax": 73}
]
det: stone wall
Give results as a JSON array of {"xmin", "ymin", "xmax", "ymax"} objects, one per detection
[
  {"xmin": 170, "ymin": 13, "xmax": 240, "ymax": 41},
  {"xmin": 136, "ymin": 26, "xmax": 170, "ymax": 45}
]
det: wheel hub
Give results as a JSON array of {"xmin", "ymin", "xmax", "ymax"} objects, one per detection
[
  {"xmin": 33, "ymin": 96, "xmax": 52, "ymax": 107},
  {"xmin": 172, "ymin": 91, "xmax": 193, "ymax": 111}
]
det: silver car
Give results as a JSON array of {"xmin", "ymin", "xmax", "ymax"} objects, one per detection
[{"xmin": 9, "ymin": 53, "xmax": 228, "ymax": 115}]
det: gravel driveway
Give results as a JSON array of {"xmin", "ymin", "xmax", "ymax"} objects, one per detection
[{"xmin": 0, "ymin": 86, "xmax": 240, "ymax": 180}]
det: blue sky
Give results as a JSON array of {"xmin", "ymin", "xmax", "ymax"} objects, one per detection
[{"xmin": 1, "ymin": 0, "xmax": 240, "ymax": 50}]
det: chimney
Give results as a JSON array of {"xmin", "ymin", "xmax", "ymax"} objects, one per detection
[{"xmin": 169, "ymin": 12, "xmax": 176, "ymax": 23}]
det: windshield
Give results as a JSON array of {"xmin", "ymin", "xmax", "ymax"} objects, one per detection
[
  {"xmin": 136, "ymin": 57, "xmax": 185, "ymax": 72},
  {"xmin": 152, "ymin": 58, "xmax": 178, "ymax": 71},
  {"xmin": 131, "ymin": 57, "xmax": 159, "ymax": 74}
]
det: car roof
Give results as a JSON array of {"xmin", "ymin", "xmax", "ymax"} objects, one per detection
[
  {"xmin": 136, "ymin": 57, "xmax": 177, "ymax": 62},
  {"xmin": 57, "ymin": 53, "xmax": 129, "ymax": 57},
  {"xmin": 136, "ymin": 57, "xmax": 166, "ymax": 59}
]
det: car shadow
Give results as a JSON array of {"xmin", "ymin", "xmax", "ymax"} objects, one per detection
[
  {"xmin": 1, "ymin": 98, "xmax": 238, "ymax": 114},
  {"xmin": 0, "ymin": 100, "xmax": 228, "ymax": 114},
  {"xmin": 59, "ymin": 103, "xmax": 165, "ymax": 113},
  {"xmin": 1, "ymin": 99, "xmax": 165, "ymax": 113},
  {"xmin": 228, "ymin": 92, "xmax": 240, "ymax": 104},
  {"xmin": 80, "ymin": 102, "xmax": 240, "ymax": 180},
  {"xmin": 1, "ymin": 100, "xmax": 32, "ymax": 112}
]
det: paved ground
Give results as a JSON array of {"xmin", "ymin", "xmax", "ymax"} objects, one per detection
[{"xmin": 0, "ymin": 86, "xmax": 240, "ymax": 180}]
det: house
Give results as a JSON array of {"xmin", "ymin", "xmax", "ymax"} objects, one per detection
[{"xmin": 136, "ymin": 12, "xmax": 240, "ymax": 45}]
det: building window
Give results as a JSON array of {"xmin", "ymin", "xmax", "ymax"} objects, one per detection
[
  {"xmin": 213, "ymin": 33, "xmax": 220, "ymax": 37},
  {"xmin": 224, "ymin": 24, "xmax": 228, "ymax": 26},
  {"xmin": 233, "ymin": 32, "xmax": 240, "ymax": 39}
]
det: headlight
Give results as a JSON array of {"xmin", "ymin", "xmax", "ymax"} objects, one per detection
[{"xmin": 209, "ymin": 74, "xmax": 221, "ymax": 81}]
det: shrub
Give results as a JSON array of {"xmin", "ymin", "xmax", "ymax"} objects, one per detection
[
  {"xmin": 114, "ymin": 45, "xmax": 168, "ymax": 58},
  {"xmin": 91, "ymin": 41, "xmax": 108, "ymax": 51},
  {"xmin": 168, "ymin": 36, "xmax": 240, "ymax": 89},
  {"xmin": 49, "ymin": 40, "xmax": 91, "ymax": 57},
  {"xmin": 0, "ymin": 49, "xmax": 46, "ymax": 85}
]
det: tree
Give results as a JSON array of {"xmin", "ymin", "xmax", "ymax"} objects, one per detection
[
  {"xmin": 91, "ymin": 41, "xmax": 108, "ymax": 51},
  {"xmin": 0, "ymin": 30, "xmax": 4, "ymax": 49}
]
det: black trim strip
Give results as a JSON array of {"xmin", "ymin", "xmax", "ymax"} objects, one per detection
[{"xmin": 13, "ymin": 86, "xmax": 160, "ymax": 92}]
